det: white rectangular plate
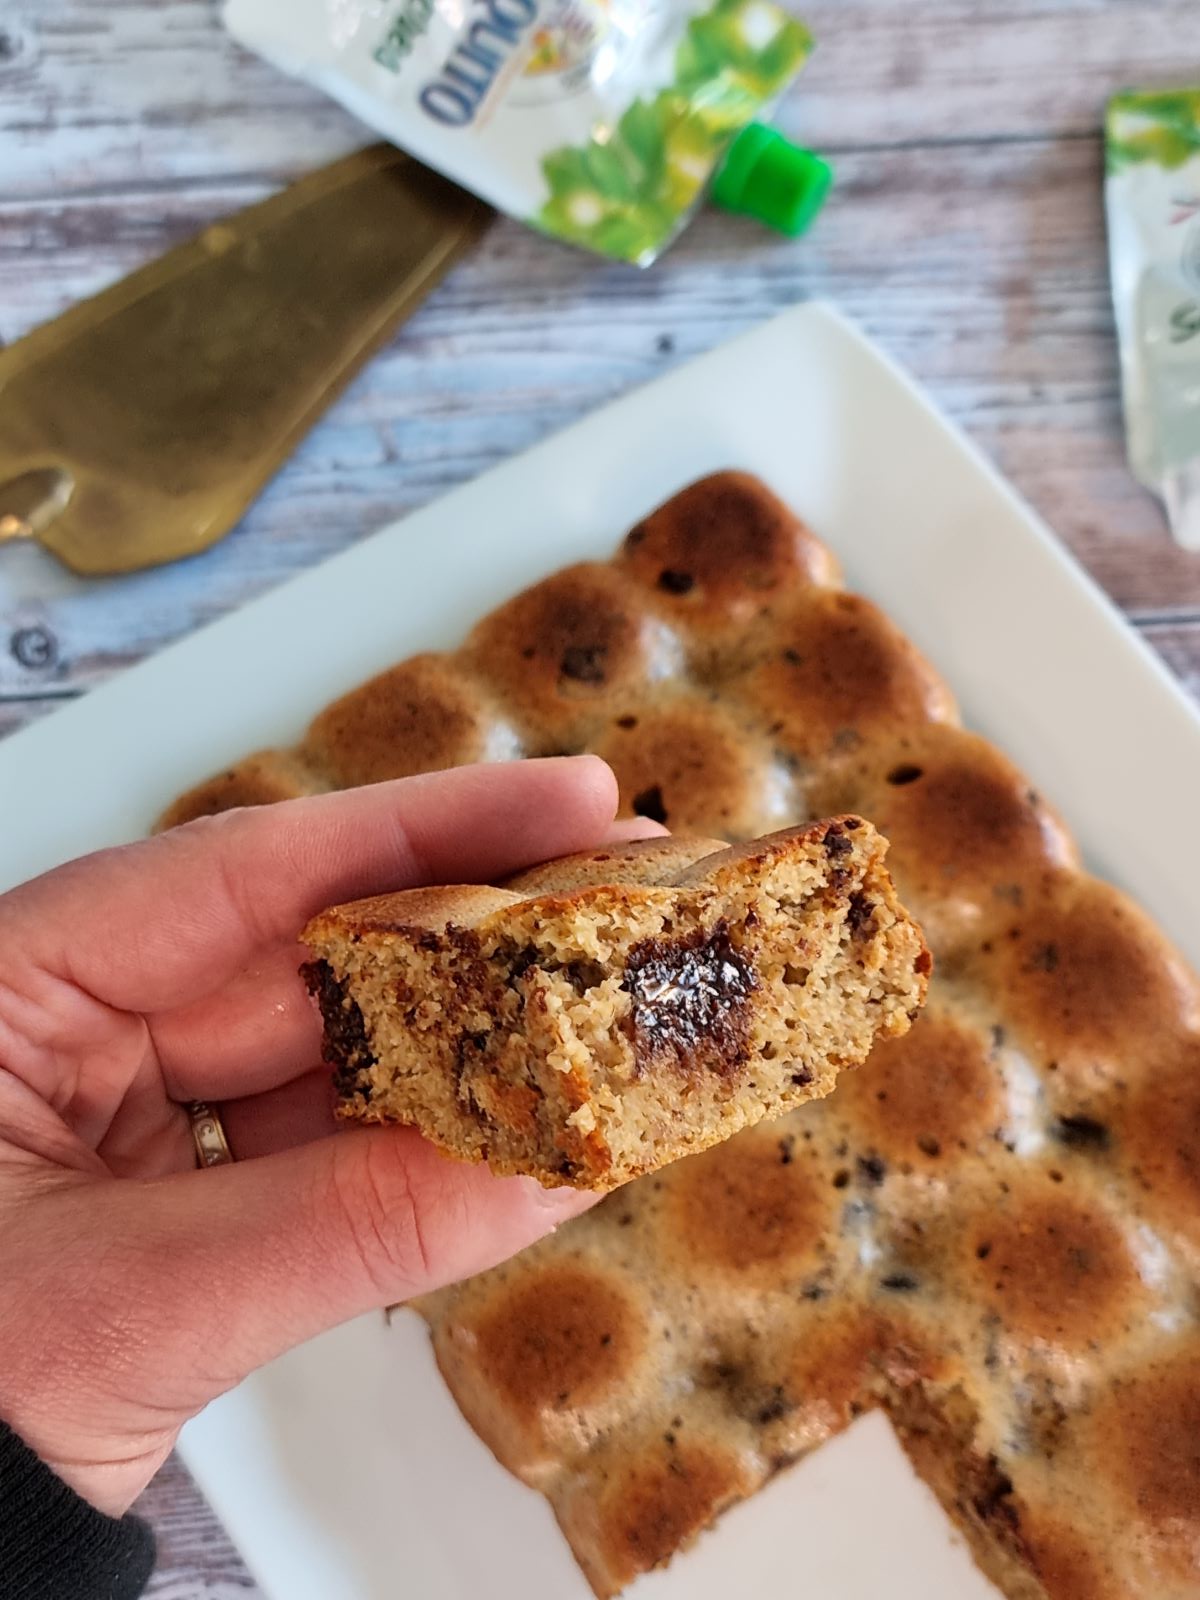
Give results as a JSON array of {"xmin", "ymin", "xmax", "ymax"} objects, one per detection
[{"xmin": 2, "ymin": 303, "xmax": 1198, "ymax": 1599}]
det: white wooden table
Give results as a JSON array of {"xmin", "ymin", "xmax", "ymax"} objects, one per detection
[{"xmin": 2, "ymin": 2, "xmax": 1198, "ymax": 1592}]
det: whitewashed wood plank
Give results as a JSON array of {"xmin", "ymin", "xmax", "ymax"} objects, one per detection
[
  {"xmin": 1140, "ymin": 619, "xmax": 1200, "ymax": 705},
  {"xmin": 1, "ymin": 0, "xmax": 1194, "ymax": 202},
  {"xmin": 0, "ymin": 0, "xmax": 358, "ymax": 201},
  {"xmin": 136, "ymin": 1454, "xmax": 260, "ymax": 1598},
  {"xmin": 4, "ymin": 134, "xmax": 1199, "ymax": 706}
]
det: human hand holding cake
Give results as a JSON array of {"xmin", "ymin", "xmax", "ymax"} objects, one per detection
[{"xmin": 0, "ymin": 759, "xmax": 650, "ymax": 1520}]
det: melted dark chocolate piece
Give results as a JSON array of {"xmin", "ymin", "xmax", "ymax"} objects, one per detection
[
  {"xmin": 559, "ymin": 644, "xmax": 607, "ymax": 684},
  {"xmin": 971, "ymin": 1456, "xmax": 1020, "ymax": 1533},
  {"xmin": 632, "ymin": 784, "xmax": 668, "ymax": 824},
  {"xmin": 302, "ymin": 958, "xmax": 377, "ymax": 1099},
  {"xmin": 825, "ymin": 826, "xmax": 853, "ymax": 859},
  {"xmin": 1053, "ymin": 1114, "xmax": 1111, "ymax": 1151},
  {"xmin": 880, "ymin": 1271, "xmax": 919, "ymax": 1292},
  {"xmin": 858, "ymin": 1153, "xmax": 887, "ymax": 1186},
  {"xmin": 622, "ymin": 921, "xmax": 756, "ymax": 1073},
  {"xmin": 887, "ymin": 764, "xmax": 924, "ymax": 786},
  {"xmin": 846, "ymin": 891, "xmax": 875, "ymax": 937}
]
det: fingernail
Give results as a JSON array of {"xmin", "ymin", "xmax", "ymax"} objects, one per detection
[
  {"xmin": 521, "ymin": 1177, "xmax": 602, "ymax": 1222},
  {"xmin": 606, "ymin": 817, "xmax": 669, "ymax": 843},
  {"xmin": 540, "ymin": 752, "xmax": 607, "ymax": 772}
]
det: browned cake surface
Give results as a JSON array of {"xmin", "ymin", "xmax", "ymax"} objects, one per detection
[
  {"xmin": 163, "ymin": 471, "xmax": 1200, "ymax": 1599},
  {"xmin": 301, "ymin": 822, "xmax": 929, "ymax": 1189}
]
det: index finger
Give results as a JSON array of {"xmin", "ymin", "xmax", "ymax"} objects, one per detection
[{"xmin": 1, "ymin": 757, "xmax": 620, "ymax": 1012}]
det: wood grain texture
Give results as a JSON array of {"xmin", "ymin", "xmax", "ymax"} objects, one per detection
[
  {"xmin": 2, "ymin": 0, "xmax": 1199, "ymax": 1592},
  {"xmin": 4, "ymin": 136, "xmax": 1200, "ymax": 703},
  {"xmin": 2, "ymin": 0, "xmax": 1194, "ymax": 200},
  {"xmin": 136, "ymin": 1455, "xmax": 257, "ymax": 1598}
]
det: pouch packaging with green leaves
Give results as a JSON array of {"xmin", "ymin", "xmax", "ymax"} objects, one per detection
[
  {"xmin": 223, "ymin": 0, "xmax": 827, "ymax": 266},
  {"xmin": 1106, "ymin": 89, "xmax": 1200, "ymax": 549}
]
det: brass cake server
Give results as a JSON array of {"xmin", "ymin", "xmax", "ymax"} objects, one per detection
[{"xmin": 0, "ymin": 146, "xmax": 490, "ymax": 576}]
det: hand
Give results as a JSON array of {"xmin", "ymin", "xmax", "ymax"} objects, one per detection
[{"xmin": 0, "ymin": 757, "xmax": 649, "ymax": 1517}]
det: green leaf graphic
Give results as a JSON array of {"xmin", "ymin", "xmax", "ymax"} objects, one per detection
[
  {"xmin": 1107, "ymin": 88, "xmax": 1200, "ymax": 172},
  {"xmin": 536, "ymin": 0, "xmax": 813, "ymax": 264},
  {"xmin": 679, "ymin": 0, "xmax": 812, "ymax": 102}
]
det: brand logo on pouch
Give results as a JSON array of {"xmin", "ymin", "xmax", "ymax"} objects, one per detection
[
  {"xmin": 418, "ymin": 0, "xmax": 540, "ymax": 125},
  {"xmin": 373, "ymin": 0, "xmax": 637, "ymax": 127},
  {"xmin": 373, "ymin": 0, "xmax": 540, "ymax": 124}
]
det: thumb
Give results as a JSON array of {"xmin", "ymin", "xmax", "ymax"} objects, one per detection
[{"xmin": 124, "ymin": 1129, "xmax": 596, "ymax": 1388}]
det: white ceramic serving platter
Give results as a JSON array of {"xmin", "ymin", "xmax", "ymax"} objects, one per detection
[{"xmin": 2, "ymin": 303, "xmax": 1198, "ymax": 1599}]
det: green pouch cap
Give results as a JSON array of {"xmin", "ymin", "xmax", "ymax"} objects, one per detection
[{"xmin": 711, "ymin": 122, "xmax": 832, "ymax": 237}]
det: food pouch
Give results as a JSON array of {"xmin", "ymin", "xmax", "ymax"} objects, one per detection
[
  {"xmin": 224, "ymin": 0, "xmax": 826, "ymax": 265},
  {"xmin": 1106, "ymin": 89, "xmax": 1200, "ymax": 549}
]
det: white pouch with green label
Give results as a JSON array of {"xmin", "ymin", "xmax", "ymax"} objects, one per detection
[
  {"xmin": 223, "ymin": 0, "xmax": 825, "ymax": 265},
  {"xmin": 1106, "ymin": 89, "xmax": 1200, "ymax": 549}
]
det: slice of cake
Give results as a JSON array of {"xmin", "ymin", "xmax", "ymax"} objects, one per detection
[{"xmin": 301, "ymin": 819, "xmax": 930, "ymax": 1189}]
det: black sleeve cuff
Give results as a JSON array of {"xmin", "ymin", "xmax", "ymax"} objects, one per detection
[{"xmin": 0, "ymin": 1419, "xmax": 155, "ymax": 1600}]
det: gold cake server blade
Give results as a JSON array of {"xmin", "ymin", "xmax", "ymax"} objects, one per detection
[{"xmin": 0, "ymin": 146, "xmax": 490, "ymax": 576}]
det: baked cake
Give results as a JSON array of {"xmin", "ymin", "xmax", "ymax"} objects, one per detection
[
  {"xmin": 301, "ymin": 823, "xmax": 930, "ymax": 1188},
  {"xmin": 162, "ymin": 472, "xmax": 1200, "ymax": 1600}
]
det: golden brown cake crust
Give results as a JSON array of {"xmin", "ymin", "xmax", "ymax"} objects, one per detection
[
  {"xmin": 162, "ymin": 471, "xmax": 1200, "ymax": 1600},
  {"xmin": 302, "ymin": 819, "xmax": 929, "ymax": 1188}
]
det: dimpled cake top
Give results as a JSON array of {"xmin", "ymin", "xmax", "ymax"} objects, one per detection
[{"xmin": 162, "ymin": 471, "xmax": 1200, "ymax": 1600}]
